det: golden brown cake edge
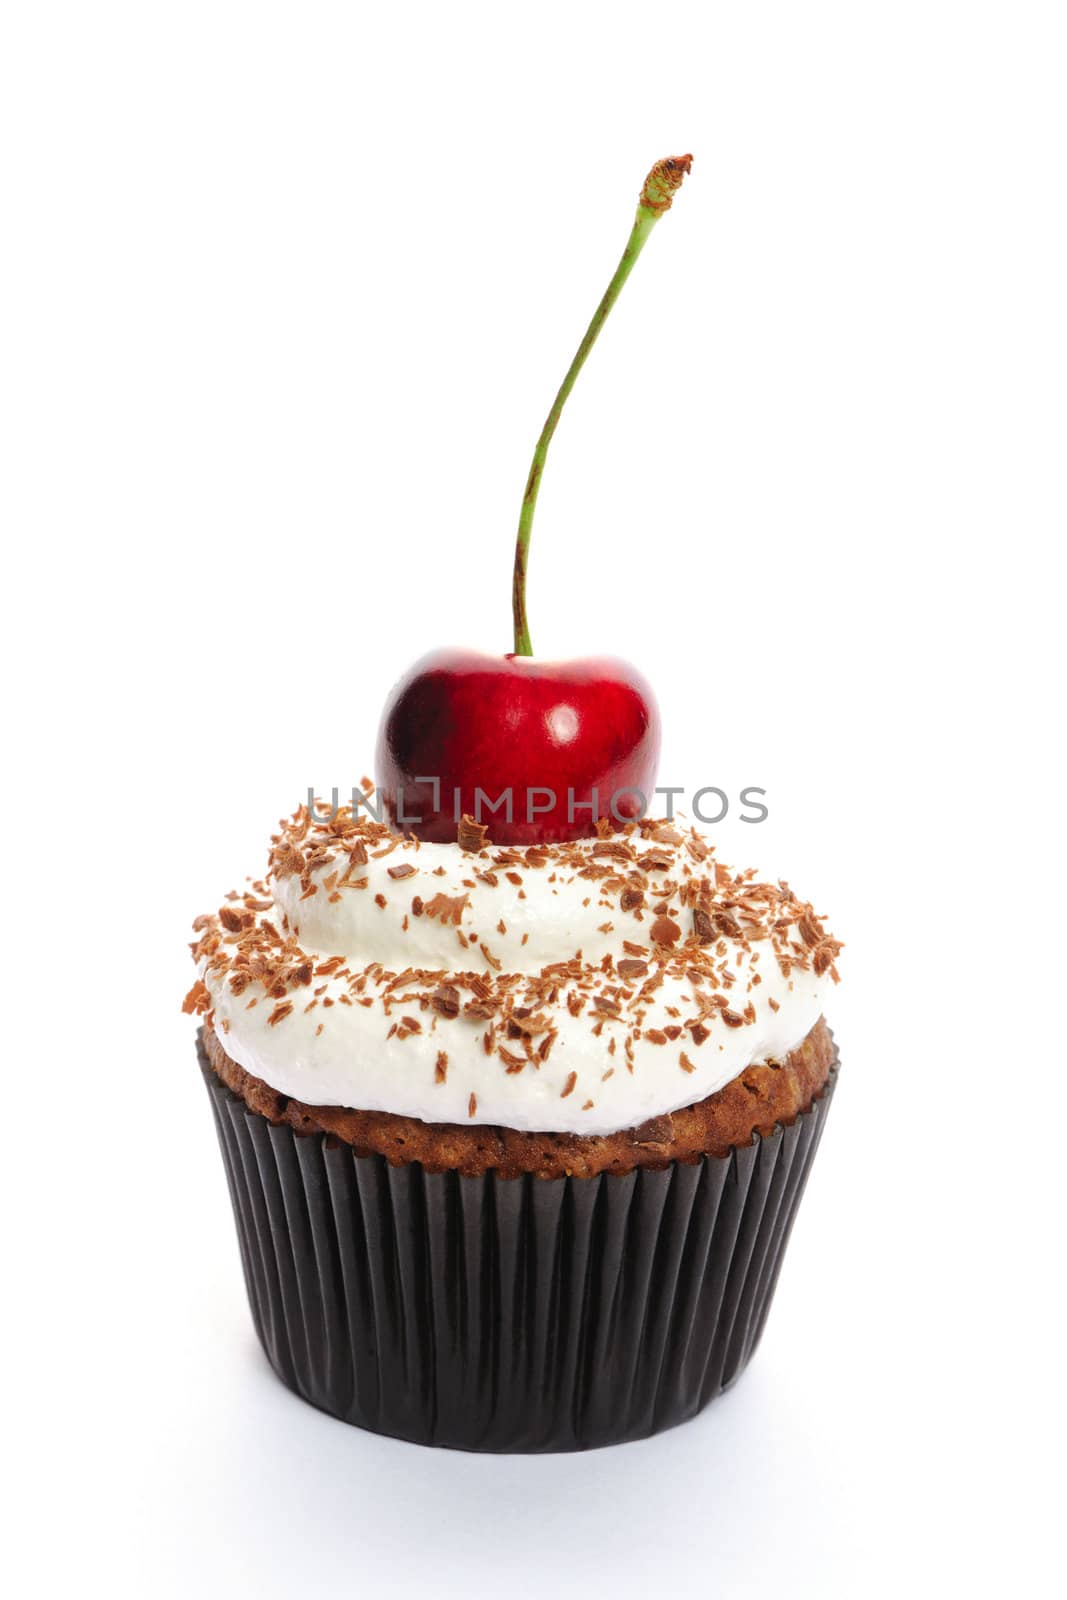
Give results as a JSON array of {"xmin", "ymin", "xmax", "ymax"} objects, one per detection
[{"xmin": 201, "ymin": 1018, "xmax": 836, "ymax": 1180}]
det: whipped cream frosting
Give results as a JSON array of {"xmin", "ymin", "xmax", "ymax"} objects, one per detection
[{"xmin": 187, "ymin": 803, "xmax": 842, "ymax": 1136}]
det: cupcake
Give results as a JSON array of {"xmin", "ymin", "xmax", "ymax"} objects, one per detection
[
  {"xmin": 184, "ymin": 155, "xmax": 844, "ymax": 1449},
  {"xmin": 186, "ymin": 801, "xmax": 842, "ymax": 1451}
]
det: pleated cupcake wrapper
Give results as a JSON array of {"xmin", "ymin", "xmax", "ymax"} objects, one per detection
[{"xmin": 201, "ymin": 1042, "xmax": 837, "ymax": 1452}]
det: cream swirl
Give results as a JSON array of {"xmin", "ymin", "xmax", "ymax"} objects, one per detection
[{"xmin": 188, "ymin": 804, "xmax": 841, "ymax": 1135}]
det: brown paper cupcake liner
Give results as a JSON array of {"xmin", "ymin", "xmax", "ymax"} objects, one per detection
[{"xmin": 201, "ymin": 1040, "xmax": 838, "ymax": 1452}]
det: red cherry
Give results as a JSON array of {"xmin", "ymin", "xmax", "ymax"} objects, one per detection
[
  {"xmin": 376, "ymin": 648, "xmax": 660, "ymax": 844},
  {"xmin": 375, "ymin": 158, "xmax": 690, "ymax": 846}
]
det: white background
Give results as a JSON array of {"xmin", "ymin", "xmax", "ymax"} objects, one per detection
[{"xmin": 3, "ymin": 2, "xmax": 1064, "ymax": 1595}]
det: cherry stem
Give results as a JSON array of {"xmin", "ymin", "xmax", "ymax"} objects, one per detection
[{"xmin": 511, "ymin": 155, "xmax": 693, "ymax": 656}]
